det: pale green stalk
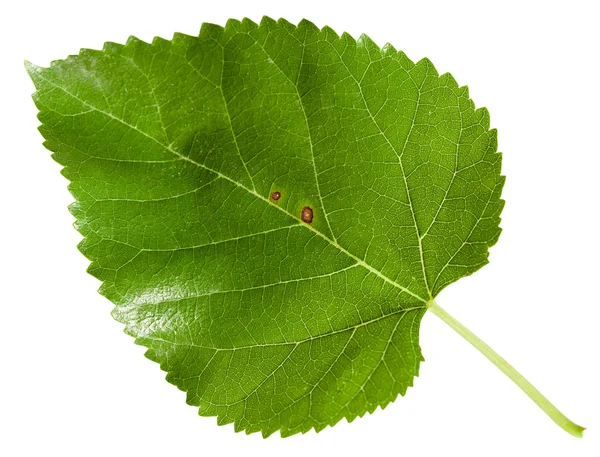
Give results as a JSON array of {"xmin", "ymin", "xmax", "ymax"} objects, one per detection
[{"xmin": 427, "ymin": 299, "xmax": 585, "ymax": 438}]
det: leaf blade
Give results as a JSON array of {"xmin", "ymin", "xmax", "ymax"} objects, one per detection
[{"xmin": 27, "ymin": 17, "xmax": 503, "ymax": 436}]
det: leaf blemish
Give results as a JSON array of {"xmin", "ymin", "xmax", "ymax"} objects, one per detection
[
  {"xmin": 270, "ymin": 191, "xmax": 281, "ymax": 201},
  {"xmin": 301, "ymin": 206, "xmax": 313, "ymax": 223}
]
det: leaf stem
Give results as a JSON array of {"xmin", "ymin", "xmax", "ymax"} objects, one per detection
[{"xmin": 427, "ymin": 299, "xmax": 585, "ymax": 438}]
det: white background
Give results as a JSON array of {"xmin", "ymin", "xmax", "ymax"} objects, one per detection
[{"xmin": 1, "ymin": 0, "xmax": 599, "ymax": 455}]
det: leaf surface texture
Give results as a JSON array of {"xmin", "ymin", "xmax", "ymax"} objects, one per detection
[{"xmin": 28, "ymin": 17, "xmax": 504, "ymax": 436}]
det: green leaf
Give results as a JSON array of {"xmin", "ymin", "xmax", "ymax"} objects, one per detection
[{"xmin": 27, "ymin": 17, "xmax": 581, "ymax": 438}]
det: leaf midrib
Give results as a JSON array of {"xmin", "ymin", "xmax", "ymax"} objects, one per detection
[{"xmin": 33, "ymin": 70, "xmax": 428, "ymax": 304}]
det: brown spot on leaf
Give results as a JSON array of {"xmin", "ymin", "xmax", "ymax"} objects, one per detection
[
  {"xmin": 270, "ymin": 191, "xmax": 281, "ymax": 201},
  {"xmin": 301, "ymin": 206, "xmax": 313, "ymax": 223}
]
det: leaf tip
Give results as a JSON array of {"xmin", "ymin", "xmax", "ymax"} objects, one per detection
[
  {"xmin": 24, "ymin": 60, "xmax": 44, "ymax": 85},
  {"xmin": 24, "ymin": 59, "xmax": 37, "ymax": 73}
]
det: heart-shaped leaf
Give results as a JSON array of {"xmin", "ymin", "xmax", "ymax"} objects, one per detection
[{"xmin": 27, "ymin": 17, "xmax": 583, "ymax": 438}]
